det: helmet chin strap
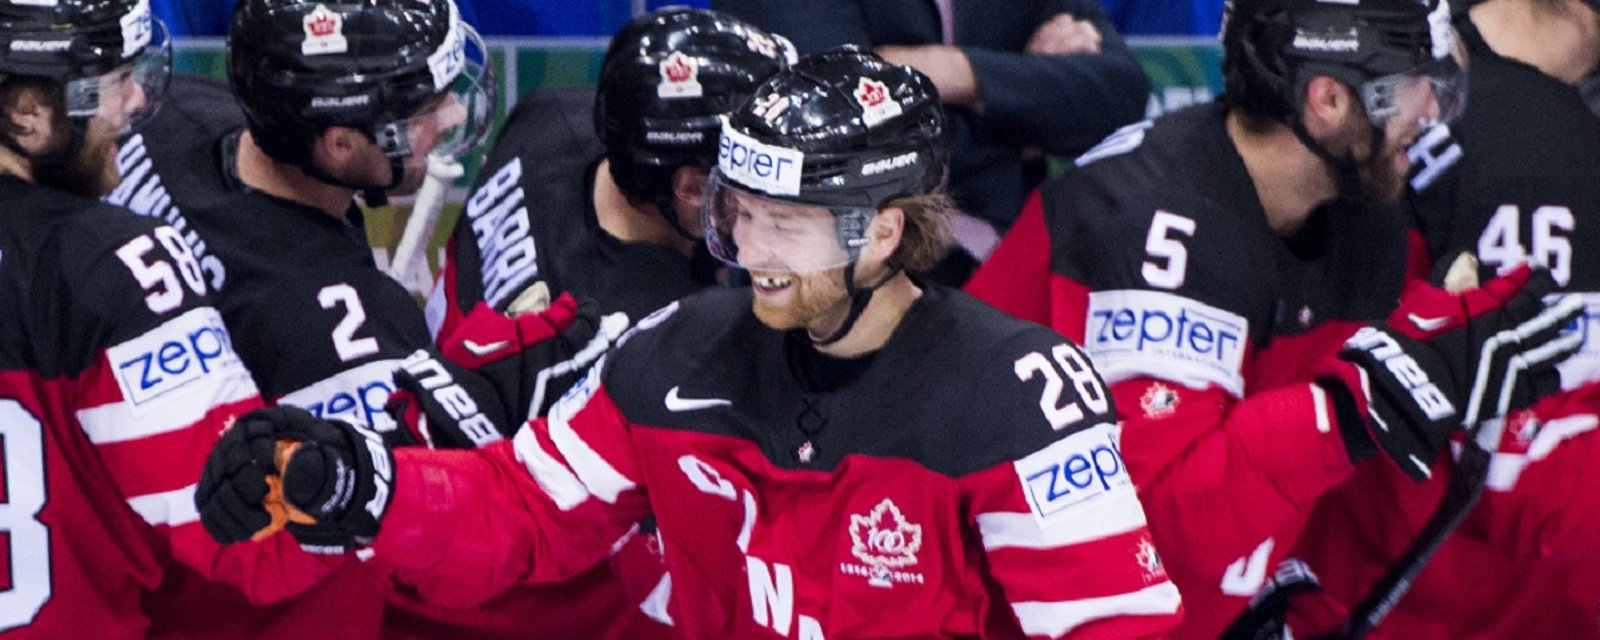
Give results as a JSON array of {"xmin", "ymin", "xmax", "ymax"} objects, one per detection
[
  {"xmin": 1287, "ymin": 114, "xmax": 1385, "ymax": 201},
  {"xmin": 299, "ymin": 151, "xmax": 405, "ymax": 208},
  {"xmin": 810, "ymin": 261, "xmax": 902, "ymax": 347},
  {"xmin": 653, "ymin": 192, "xmax": 699, "ymax": 242}
]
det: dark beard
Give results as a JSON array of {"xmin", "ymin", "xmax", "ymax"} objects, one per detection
[{"xmin": 36, "ymin": 125, "xmax": 118, "ymax": 198}]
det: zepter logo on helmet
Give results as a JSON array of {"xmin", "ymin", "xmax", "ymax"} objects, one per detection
[
  {"xmin": 229, "ymin": 0, "xmax": 494, "ymax": 191},
  {"xmin": 0, "ymin": 0, "xmax": 171, "ymax": 134},
  {"xmin": 1223, "ymin": 0, "xmax": 1467, "ymax": 130},
  {"xmin": 703, "ymin": 47, "xmax": 947, "ymax": 275},
  {"xmin": 595, "ymin": 8, "xmax": 796, "ymax": 210}
]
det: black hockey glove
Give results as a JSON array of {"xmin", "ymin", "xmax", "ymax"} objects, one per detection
[
  {"xmin": 196, "ymin": 412, "xmax": 285, "ymax": 544},
  {"xmin": 1316, "ymin": 267, "xmax": 1582, "ymax": 480},
  {"xmin": 387, "ymin": 293, "xmax": 627, "ymax": 450},
  {"xmin": 196, "ymin": 406, "xmax": 394, "ymax": 553},
  {"xmin": 387, "ymin": 348, "xmax": 514, "ymax": 449}
]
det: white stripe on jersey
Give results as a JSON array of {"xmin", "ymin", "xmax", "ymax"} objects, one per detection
[
  {"xmin": 1484, "ymin": 414, "xmax": 1599, "ymax": 491},
  {"xmin": 127, "ymin": 484, "xmax": 200, "ymax": 527},
  {"xmin": 976, "ymin": 496, "xmax": 1148, "ymax": 550},
  {"xmin": 82, "ymin": 308, "xmax": 256, "ymax": 444},
  {"xmin": 546, "ymin": 390, "xmax": 635, "ymax": 504},
  {"xmin": 1011, "ymin": 581, "xmax": 1183, "ymax": 637},
  {"xmin": 513, "ymin": 426, "xmax": 592, "ymax": 510}
]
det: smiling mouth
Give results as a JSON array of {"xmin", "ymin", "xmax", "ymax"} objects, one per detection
[{"xmin": 753, "ymin": 273, "xmax": 794, "ymax": 293}]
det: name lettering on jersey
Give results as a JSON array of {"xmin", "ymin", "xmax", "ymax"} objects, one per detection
[
  {"xmin": 1086, "ymin": 289, "xmax": 1248, "ymax": 397},
  {"xmin": 860, "ymin": 151, "xmax": 918, "ymax": 177},
  {"xmin": 719, "ymin": 122, "xmax": 804, "ymax": 196},
  {"xmin": 278, "ymin": 359, "xmax": 403, "ymax": 433},
  {"xmin": 397, "ymin": 349, "xmax": 501, "ymax": 446},
  {"xmin": 1015, "ymin": 423, "xmax": 1134, "ymax": 527},
  {"xmin": 1407, "ymin": 123, "xmax": 1461, "ymax": 193},
  {"xmin": 841, "ymin": 498, "xmax": 925, "ymax": 588},
  {"xmin": 465, "ymin": 157, "xmax": 540, "ymax": 309},
  {"xmin": 108, "ymin": 307, "xmax": 245, "ymax": 408},
  {"xmin": 108, "ymin": 134, "xmax": 227, "ymax": 290},
  {"xmin": 1345, "ymin": 327, "xmax": 1455, "ymax": 420}
]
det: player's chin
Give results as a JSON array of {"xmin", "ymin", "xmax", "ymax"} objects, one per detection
[{"xmin": 752, "ymin": 298, "xmax": 802, "ymax": 331}]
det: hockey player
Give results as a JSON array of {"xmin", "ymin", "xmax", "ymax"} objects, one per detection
[
  {"xmin": 432, "ymin": 8, "xmax": 794, "ymax": 339},
  {"xmin": 0, "ymin": 0, "xmax": 338, "ymax": 636},
  {"xmin": 965, "ymin": 0, "xmax": 1585, "ymax": 636},
  {"xmin": 1281, "ymin": 0, "xmax": 1600, "ymax": 635},
  {"xmin": 198, "ymin": 49, "xmax": 1188, "ymax": 638}
]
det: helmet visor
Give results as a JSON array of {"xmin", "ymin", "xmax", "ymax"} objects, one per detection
[
  {"xmin": 1359, "ymin": 32, "xmax": 1468, "ymax": 130},
  {"xmin": 704, "ymin": 168, "xmax": 876, "ymax": 274},
  {"xmin": 67, "ymin": 18, "xmax": 170, "ymax": 136},
  {"xmin": 404, "ymin": 23, "xmax": 494, "ymax": 163}
]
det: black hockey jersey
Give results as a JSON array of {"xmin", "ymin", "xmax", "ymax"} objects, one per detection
[
  {"xmin": 434, "ymin": 86, "xmax": 715, "ymax": 338},
  {"xmin": 378, "ymin": 284, "xmax": 1183, "ymax": 638},
  {"xmin": 1409, "ymin": 17, "xmax": 1600, "ymax": 390},
  {"xmin": 107, "ymin": 73, "xmax": 245, "ymax": 293},
  {"xmin": 184, "ymin": 190, "xmax": 431, "ymax": 434},
  {"xmin": 0, "ymin": 176, "xmax": 292, "ymax": 638}
]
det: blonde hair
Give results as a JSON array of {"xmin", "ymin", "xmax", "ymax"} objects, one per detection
[{"xmin": 885, "ymin": 193, "xmax": 956, "ymax": 273}]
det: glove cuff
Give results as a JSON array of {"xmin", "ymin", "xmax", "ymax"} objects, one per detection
[{"xmin": 1316, "ymin": 378, "xmax": 1378, "ymax": 464}]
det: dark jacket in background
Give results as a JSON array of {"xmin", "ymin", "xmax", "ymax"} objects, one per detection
[{"xmin": 712, "ymin": 0, "xmax": 1150, "ymax": 230}]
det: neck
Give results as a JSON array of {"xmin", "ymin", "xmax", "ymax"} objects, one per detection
[
  {"xmin": 1226, "ymin": 110, "xmax": 1337, "ymax": 237},
  {"xmin": 811, "ymin": 271, "xmax": 921, "ymax": 359},
  {"xmin": 1473, "ymin": 0, "xmax": 1600, "ymax": 84},
  {"xmin": 592, "ymin": 159, "xmax": 697, "ymax": 255},
  {"xmin": 236, "ymin": 130, "xmax": 358, "ymax": 219}
]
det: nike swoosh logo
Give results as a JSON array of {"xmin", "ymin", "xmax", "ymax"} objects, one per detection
[
  {"xmin": 665, "ymin": 386, "xmax": 732, "ymax": 412},
  {"xmin": 462, "ymin": 339, "xmax": 513, "ymax": 357},
  {"xmin": 1407, "ymin": 313, "xmax": 1451, "ymax": 332}
]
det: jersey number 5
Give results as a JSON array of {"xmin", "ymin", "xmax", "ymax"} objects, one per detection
[
  {"xmin": 1014, "ymin": 344, "xmax": 1110, "ymax": 431},
  {"xmin": 1142, "ymin": 211, "xmax": 1196, "ymax": 290},
  {"xmin": 0, "ymin": 400, "xmax": 50, "ymax": 631}
]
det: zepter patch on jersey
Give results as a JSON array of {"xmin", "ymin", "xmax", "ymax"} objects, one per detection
[
  {"xmin": 1554, "ymin": 292, "xmax": 1600, "ymax": 390},
  {"xmin": 1084, "ymin": 289, "xmax": 1248, "ymax": 398},
  {"xmin": 1011, "ymin": 422, "xmax": 1142, "ymax": 530},
  {"xmin": 657, "ymin": 51, "xmax": 704, "ymax": 99},
  {"xmin": 278, "ymin": 359, "xmax": 407, "ymax": 434},
  {"xmin": 105, "ymin": 307, "xmax": 248, "ymax": 410}
]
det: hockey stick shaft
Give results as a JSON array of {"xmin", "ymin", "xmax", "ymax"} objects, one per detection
[{"xmin": 389, "ymin": 156, "xmax": 464, "ymax": 298}]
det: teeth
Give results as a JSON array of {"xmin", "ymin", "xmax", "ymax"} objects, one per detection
[{"xmin": 755, "ymin": 275, "xmax": 793, "ymax": 288}]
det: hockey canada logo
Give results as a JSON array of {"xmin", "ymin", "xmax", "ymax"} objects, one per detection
[
  {"xmin": 302, "ymin": 4, "xmax": 349, "ymax": 56},
  {"xmin": 658, "ymin": 51, "xmax": 704, "ymax": 99},
  {"xmin": 1139, "ymin": 382, "xmax": 1180, "ymax": 419},
  {"xmin": 1136, "ymin": 536, "xmax": 1168, "ymax": 584},
  {"xmin": 854, "ymin": 77, "xmax": 902, "ymax": 128},
  {"xmin": 843, "ymin": 498, "xmax": 925, "ymax": 588}
]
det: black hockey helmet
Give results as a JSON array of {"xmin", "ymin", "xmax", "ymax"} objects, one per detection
[
  {"xmin": 0, "ymin": 0, "xmax": 169, "ymax": 132},
  {"xmin": 1222, "ymin": 0, "xmax": 1466, "ymax": 128},
  {"xmin": 595, "ymin": 7, "xmax": 794, "ymax": 205},
  {"xmin": 228, "ymin": 0, "xmax": 493, "ymax": 189},
  {"xmin": 704, "ymin": 46, "xmax": 947, "ymax": 274}
]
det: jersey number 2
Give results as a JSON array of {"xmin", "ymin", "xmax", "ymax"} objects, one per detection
[
  {"xmin": 1014, "ymin": 344, "xmax": 1110, "ymax": 431},
  {"xmin": 319, "ymin": 284, "xmax": 381, "ymax": 362},
  {"xmin": 0, "ymin": 400, "xmax": 50, "ymax": 631}
]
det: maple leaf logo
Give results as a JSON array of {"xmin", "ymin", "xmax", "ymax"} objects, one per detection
[
  {"xmin": 855, "ymin": 77, "xmax": 889, "ymax": 108},
  {"xmin": 662, "ymin": 52, "xmax": 695, "ymax": 84},
  {"xmin": 306, "ymin": 8, "xmax": 338, "ymax": 37},
  {"xmin": 849, "ymin": 498, "xmax": 922, "ymax": 569},
  {"xmin": 1136, "ymin": 536, "xmax": 1168, "ymax": 583}
]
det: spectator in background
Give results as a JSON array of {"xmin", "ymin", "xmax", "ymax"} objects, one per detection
[{"xmin": 712, "ymin": 0, "xmax": 1149, "ymax": 284}]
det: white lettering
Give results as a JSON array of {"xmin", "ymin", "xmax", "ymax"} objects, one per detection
[{"xmin": 746, "ymin": 556, "xmax": 795, "ymax": 636}]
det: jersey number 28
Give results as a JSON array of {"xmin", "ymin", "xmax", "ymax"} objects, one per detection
[{"xmin": 1014, "ymin": 344, "xmax": 1110, "ymax": 431}]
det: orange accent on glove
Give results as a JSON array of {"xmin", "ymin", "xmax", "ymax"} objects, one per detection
[{"xmin": 250, "ymin": 440, "xmax": 318, "ymax": 542}]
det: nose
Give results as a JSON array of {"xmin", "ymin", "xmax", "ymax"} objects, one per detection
[{"xmin": 122, "ymin": 76, "xmax": 148, "ymax": 118}]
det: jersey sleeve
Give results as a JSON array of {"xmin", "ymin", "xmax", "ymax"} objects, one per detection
[
  {"xmin": 375, "ymin": 358, "xmax": 652, "ymax": 607},
  {"xmin": 958, "ymin": 332, "xmax": 1182, "ymax": 638},
  {"xmin": 965, "ymin": 189, "xmax": 1053, "ymax": 324},
  {"xmin": 69, "ymin": 220, "xmax": 344, "ymax": 604}
]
